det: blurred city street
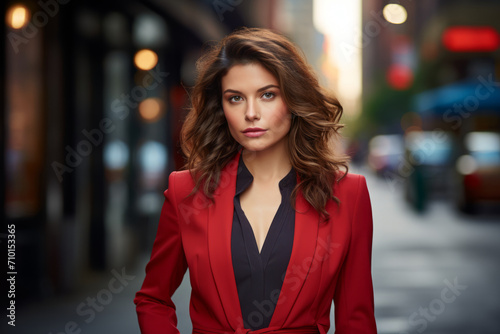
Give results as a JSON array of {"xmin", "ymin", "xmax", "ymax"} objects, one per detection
[
  {"xmin": 364, "ymin": 166, "xmax": 500, "ymax": 334},
  {"xmin": 5, "ymin": 167, "xmax": 499, "ymax": 334},
  {"xmin": 2, "ymin": 0, "xmax": 500, "ymax": 333}
]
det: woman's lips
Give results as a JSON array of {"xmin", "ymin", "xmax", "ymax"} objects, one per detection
[{"xmin": 242, "ymin": 128, "xmax": 267, "ymax": 138}]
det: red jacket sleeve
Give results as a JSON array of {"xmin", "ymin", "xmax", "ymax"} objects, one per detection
[
  {"xmin": 333, "ymin": 175, "xmax": 377, "ymax": 333},
  {"xmin": 134, "ymin": 172, "xmax": 188, "ymax": 334}
]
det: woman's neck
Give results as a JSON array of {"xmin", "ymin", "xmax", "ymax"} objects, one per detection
[{"xmin": 241, "ymin": 143, "xmax": 292, "ymax": 182}]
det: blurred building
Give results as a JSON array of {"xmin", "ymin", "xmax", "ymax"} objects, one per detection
[{"xmin": 0, "ymin": 0, "xmax": 265, "ymax": 301}]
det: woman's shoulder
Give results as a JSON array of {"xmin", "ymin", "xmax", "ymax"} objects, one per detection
[
  {"xmin": 165, "ymin": 169, "xmax": 195, "ymax": 198},
  {"xmin": 337, "ymin": 171, "xmax": 366, "ymax": 184},
  {"xmin": 328, "ymin": 172, "xmax": 371, "ymax": 218},
  {"xmin": 334, "ymin": 172, "xmax": 369, "ymax": 199},
  {"xmin": 169, "ymin": 169, "xmax": 192, "ymax": 181}
]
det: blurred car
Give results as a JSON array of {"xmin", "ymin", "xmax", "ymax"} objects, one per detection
[
  {"xmin": 367, "ymin": 134, "xmax": 404, "ymax": 176},
  {"xmin": 403, "ymin": 131, "xmax": 455, "ymax": 212},
  {"xmin": 455, "ymin": 131, "xmax": 500, "ymax": 213}
]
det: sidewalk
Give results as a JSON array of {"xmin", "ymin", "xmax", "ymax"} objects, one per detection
[{"xmin": 3, "ymin": 255, "xmax": 193, "ymax": 334}]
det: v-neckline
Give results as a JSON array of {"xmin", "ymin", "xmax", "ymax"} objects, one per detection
[
  {"xmin": 233, "ymin": 155, "xmax": 295, "ymax": 266},
  {"xmin": 237, "ymin": 196, "xmax": 284, "ymax": 261}
]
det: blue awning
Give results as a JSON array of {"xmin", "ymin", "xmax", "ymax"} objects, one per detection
[{"xmin": 414, "ymin": 78, "xmax": 500, "ymax": 116}]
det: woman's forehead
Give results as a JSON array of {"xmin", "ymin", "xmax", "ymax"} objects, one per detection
[{"xmin": 221, "ymin": 63, "xmax": 279, "ymax": 91}]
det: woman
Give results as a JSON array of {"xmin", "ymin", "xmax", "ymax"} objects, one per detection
[{"xmin": 134, "ymin": 27, "xmax": 377, "ymax": 334}]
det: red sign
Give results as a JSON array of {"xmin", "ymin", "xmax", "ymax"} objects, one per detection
[{"xmin": 442, "ymin": 26, "xmax": 500, "ymax": 52}]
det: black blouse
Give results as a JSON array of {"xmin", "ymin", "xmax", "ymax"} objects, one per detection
[{"xmin": 231, "ymin": 156, "xmax": 296, "ymax": 330}]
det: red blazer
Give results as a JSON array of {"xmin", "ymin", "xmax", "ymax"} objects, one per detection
[{"xmin": 134, "ymin": 153, "xmax": 377, "ymax": 334}]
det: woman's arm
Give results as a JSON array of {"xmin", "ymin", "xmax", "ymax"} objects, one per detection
[
  {"xmin": 134, "ymin": 172, "xmax": 188, "ymax": 334},
  {"xmin": 333, "ymin": 175, "xmax": 377, "ymax": 333}
]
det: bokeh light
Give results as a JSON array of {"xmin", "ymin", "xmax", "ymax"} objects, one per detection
[
  {"xmin": 383, "ymin": 4, "xmax": 407, "ymax": 25},
  {"xmin": 134, "ymin": 49, "xmax": 158, "ymax": 70},
  {"xmin": 138, "ymin": 141, "xmax": 167, "ymax": 173},
  {"xmin": 138, "ymin": 98, "xmax": 164, "ymax": 122},
  {"xmin": 387, "ymin": 64, "xmax": 413, "ymax": 90},
  {"xmin": 103, "ymin": 140, "xmax": 129, "ymax": 170},
  {"xmin": 456, "ymin": 155, "xmax": 478, "ymax": 175},
  {"xmin": 6, "ymin": 4, "xmax": 30, "ymax": 29}
]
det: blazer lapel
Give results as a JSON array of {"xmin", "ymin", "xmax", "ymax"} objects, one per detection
[
  {"xmin": 270, "ymin": 181, "xmax": 319, "ymax": 327},
  {"xmin": 207, "ymin": 151, "xmax": 244, "ymax": 330}
]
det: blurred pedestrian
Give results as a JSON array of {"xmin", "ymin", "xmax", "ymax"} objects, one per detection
[{"xmin": 134, "ymin": 27, "xmax": 376, "ymax": 334}]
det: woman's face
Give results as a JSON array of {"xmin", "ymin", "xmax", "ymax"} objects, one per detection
[{"xmin": 221, "ymin": 62, "xmax": 291, "ymax": 154}]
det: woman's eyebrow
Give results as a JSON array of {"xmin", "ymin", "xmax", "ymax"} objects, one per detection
[
  {"xmin": 223, "ymin": 89, "xmax": 242, "ymax": 95},
  {"xmin": 257, "ymin": 84, "xmax": 280, "ymax": 92},
  {"xmin": 223, "ymin": 84, "xmax": 280, "ymax": 95}
]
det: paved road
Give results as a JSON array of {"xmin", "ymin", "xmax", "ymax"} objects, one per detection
[
  {"xmin": 6, "ymin": 169, "xmax": 500, "ymax": 334},
  {"xmin": 365, "ymin": 167, "xmax": 500, "ymax": 334}
]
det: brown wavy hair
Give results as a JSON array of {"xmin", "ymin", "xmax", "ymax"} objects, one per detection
[{"xmin": 181, "ymin": 27, "xmax": 349, "ymax": 220}]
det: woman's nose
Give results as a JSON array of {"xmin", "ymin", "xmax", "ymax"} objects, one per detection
[{"xmin": 245, "ymin": 100, "xmax": 260, "ymax": 121}]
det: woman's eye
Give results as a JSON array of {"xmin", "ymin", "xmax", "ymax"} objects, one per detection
[
  {"xmin": 262, "ymin": 92, "xmax": 275, "ymax": 99},
  {"xmin": 229, "ymin": 96, "xmax": 242, "ymax": 103}
]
